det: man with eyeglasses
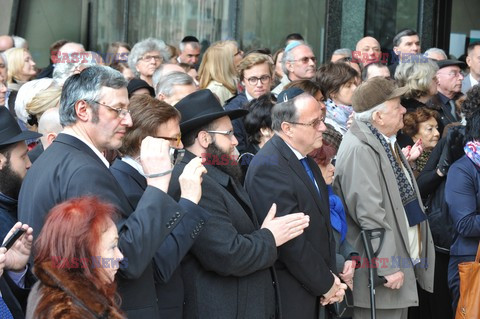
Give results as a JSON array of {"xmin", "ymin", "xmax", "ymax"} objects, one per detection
[
  {"xmin": 245, "ymin": 93, "xmax": 347, "ymax": 319},
  {"xmin": 18, "ymin": 65, "xmax": 208, "ymax": 319},
  {"xmin": 168, "ymin": 89, "xmax": 310, "ymax": 318},
  {"xmin": 333, "ymin": 77, "xmax": 435, "ymax": 319},
  {"xmin": 109, "ymin": 94, "xmax": 210, "ymax": 319},
  {"xmin": 225, "ymin": 52, "xmax": 274, "ymax": 153},
  {"xmin": 426, "ymin": 59, "xmax": 466, "ymax": 134},
  {"xmin": 272, "ymin": 41, "xmax": 317, "ymax": 96}
]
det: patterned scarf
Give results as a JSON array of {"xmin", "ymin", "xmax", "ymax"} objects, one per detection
[
  {"xmin": 327, "ymin": 185, "xmax": 348, "ymax": 243},
  {"xmin": 464, "ymin": 141, "xmax": 480, "ymax": 168},
  {"xmin": 366, "ymin": 122, "xmax": 427, "ymax": 227},
  {"xmin": 325, "ymin": 99, "xmax": 353, "ymax": 133}
]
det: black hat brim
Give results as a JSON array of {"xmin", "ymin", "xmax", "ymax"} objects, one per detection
[
  {"xmin": 180, "ymin": 109, "xmax": 248, "ymax": 133},
  {"xmin": 0, "ymin": 130, "xmax": 42, "ymax": 147}
]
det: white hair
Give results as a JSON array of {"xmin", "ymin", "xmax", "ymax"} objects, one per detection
[{"xmin": 354, "ymin": 102, "xmax": 387, "ymax": 122}]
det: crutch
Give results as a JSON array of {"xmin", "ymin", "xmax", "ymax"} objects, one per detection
[{"xmin": 360, "ymin": 229, "xmax": 387, "ymax": 319}]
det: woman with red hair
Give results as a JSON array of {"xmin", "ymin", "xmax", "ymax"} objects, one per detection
[{"xmin": 26, "ymin": 196, "xmax": 124, "ymax": 319}]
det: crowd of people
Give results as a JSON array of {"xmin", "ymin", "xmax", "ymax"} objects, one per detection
[{"xmin": 0, "ymin": 29, "xmax": 479, "ymax": 319}]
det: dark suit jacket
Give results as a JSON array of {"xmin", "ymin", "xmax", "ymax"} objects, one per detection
[
  {"xmin": 426, "ymin": 93, "xmax": 462, "ymax": 135},
  {"xmin": 27, "ymin": 141, "xmax": 44, "ymax": 164},
  {"xmin": 18, "ymin": 133, "xmax": 184, "ymax": 318},
  {"xmin": 244, "ymin": 135, "xmax": 336, "ymax": 319},
  {"xmin": 109, "ymin": 158, "xmax": 210, "ymax": 319},
  {"xmin": 168, "ymin": 150, "xmax": 279, "ymax": 319},
  {"xmin": 0, "ymin": 267, "xmax": 36, "ymax": 319}
]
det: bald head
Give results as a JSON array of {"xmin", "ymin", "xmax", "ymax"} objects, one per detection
[
  {"xmin": 53, "ymin": 42, "xmax": 85, "ymax": 64},
  {"xmin": 0, "ymin": 35, "xmax": 14, "ymax": 52},
  {"xmin": 355, "ymin": 36, "xmax": 381, "ymax": 65},
  {"xmin": 38, "ymin": 107, "xmax": 62, "ymax": 149}
]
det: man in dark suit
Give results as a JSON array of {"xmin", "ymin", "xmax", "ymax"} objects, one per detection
[
  {"xmin": 245, "ymin": 92, "xmax": 347, "ymax": 318},
  {"xmin": 17, "ymin": 65, "xmax": 206, "ymax": 318},
  {"xmin": 462, "ymin": 42, "xmax": 480, "ymax": 94},
  {"xmin": 109, "ymin": 94, "xmax": 210, "ymax": 318},
  {"xmin": 168, "ymin": 89, "xmax": 310, "ymax": 318},
  {"xmin": 427, "ymin": 59, "xmax": 466, "ymax": 134}
]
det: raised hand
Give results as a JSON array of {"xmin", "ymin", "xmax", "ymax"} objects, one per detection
[
  {"xmin": 260, "ymin": 203, "xmax": 310, "ymax": 247},
  {"xmin": 140, "ymin": 136, "xmax": 173, "ymax": 191},
  {"xmin": 3, "ymin": 222, "xmax": 34, "ymax": 272},
  {"xmin": 179, "ymin": 157, "xmax": 207, "ymax": 204}
]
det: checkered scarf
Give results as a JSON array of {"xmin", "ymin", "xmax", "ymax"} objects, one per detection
[{"xmin": 366, "ymin": 122, "xmax": 427, "ymax": 227}]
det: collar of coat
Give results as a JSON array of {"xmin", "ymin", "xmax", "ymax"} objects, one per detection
[{"xmin": 34, "ymin": 261, "xmax": 118, "ymax": 318}]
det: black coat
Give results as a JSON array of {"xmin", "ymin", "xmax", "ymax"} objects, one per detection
[
  {"xmin": 0, "ymin": 269, "xmax": 36, "ymax": 319},
  {"xmin": 109, "ymin": 158, "xmax": 210, "ymax": 319},
  {"xmin": 244, "ymin": 135, "xmax": 337, "ymax": 319},
  {"xmin": 168, "ymin": 150, "xmax": 279, "ymax": 319},
  {"xmin": 18, "ymin": 133, "xmax": 185, "ymax": 318},
  {"xmin": 426, "ymin": 93, "xmax": 462, "ymax": 135}
]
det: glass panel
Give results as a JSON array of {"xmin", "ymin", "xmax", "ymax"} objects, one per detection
[
  {"xmin": 237, "ymin": 0, "xmax": 326, "ymax": 61},
  {"xmin": 365, "ymin": 0, "xmax": 418, "ymax": 49},
  {"xmin": 126, "ymin": 0, "xmax": 234, "ymax": 49},
  {"xmin": 450, "ymin": 0, "xmax": 480, "ymax": 58}
]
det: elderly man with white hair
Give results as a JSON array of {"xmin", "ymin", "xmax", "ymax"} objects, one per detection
[
  {"xmin": 28, "ymin": 107, "xmax": 62, "ymax": 163},
  {"xmin": 333, "ymin": 77, "xmax": 435, "ymax": 319},
  {"xmin": 155, "ymin": 71, "xmax": 196, "ymax": 105}
]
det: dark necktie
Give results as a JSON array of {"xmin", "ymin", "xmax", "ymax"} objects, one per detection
[
  {"xmin": 300, "ymin": 158, "xmax": 320, "ymax": 195},
  {"xmin": 448, "ymin": 99, "xmax": 457, "ymax": 120},
  {"xmin": 0, "ymin": 295, "xmax": 14, "ymax": 319}
]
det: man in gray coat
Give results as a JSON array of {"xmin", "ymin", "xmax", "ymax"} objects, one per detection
[{"xmin": 333, "ymin": 77, "xmax": 435, "ymax": 319}]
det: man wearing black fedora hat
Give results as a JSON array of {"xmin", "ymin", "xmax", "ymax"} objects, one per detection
[
  {"xmin": 168, "ymin": 89, "xmax": 310, "ymax": 318},
  {"xmin": 0, "ymin": 107, "xmax": 41, "ymax": 241},
  {"xmin": 0, "ymin": 107, "xmax": 39, "ymax": 319},
  {"xmin": 17, "ymin": 65, "xmax": 207, "ymax": 318}
]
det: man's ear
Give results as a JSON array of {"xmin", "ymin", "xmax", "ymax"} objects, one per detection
[
  {"xmin": 197, "ymin": 131, "xmax": 211, "ymax": 149},
  {"xmin": 74, "ymin": 100, "xmax": 91, "ymax": 122},
  {"xmin": 466, "ymin": 56, "xmax": 472, "ymax": 68},
  {"xmin": 281, "ymin": 122, "xmax": 294, "ymax": 138},
  {"xmin": 156, "ymin": 93, "xmax": 166, "ymax": 101},
  {"xmin": 0, "ymin": 152, "xmax": 7, "ymax": 170},
  {"xmin": 286, "ymin": 61, "xmax": 294, "ymax": 73},
  {"xmin": 393, "ymin": 46, "xmax": 400, "ymax": 56},
  {"xmin": 46, "ymin": 132, "xmax": 58, "ymax": 145}
]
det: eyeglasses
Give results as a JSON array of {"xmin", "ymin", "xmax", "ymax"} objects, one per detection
[
  {"xmin": 246, "ymin": 75, "xmax": 271, "ymax": 86},
  {"xmin": 291, "ymin": 56, "xmax": 317, "ymax": 64},
  {"xmin": 286, "ymin": 117, "xmax": 324, "ymax": 129},
  {"xmin": 437, "ymin": 70, "xmax": 466, "ymax": 78},
  {"xmin": 207, "ymin": 130, "xmax": 235, "ymax": 138},
  {"xmin": 139, "ymin": 55, "xmax": 162, "ymax": 62},
  {"xmin": 156, "ymin": 134, "xmax": 182, "ymax": 147},
  {"xmin": 92, "ymin": 101, "xmax": 131, "ymax": 118}
]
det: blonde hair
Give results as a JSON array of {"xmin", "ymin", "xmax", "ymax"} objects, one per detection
[
  {"xmin": 26, "ymin": 85, "xmax": 62, "ymax": 120},
  {"xmin": 5, "ymin": 47, "xmax": 33, "ymax": 83},
  {"xmin": 237, "ymin": 53, "xmax": 274, "ymax": 81},
  {"xmin": 198, "ymin": 40, "xmax": 238, "ymax": 93},
  {"xmin": 394, "ymin": 57, "xmax": 439, "ymax": 99}
]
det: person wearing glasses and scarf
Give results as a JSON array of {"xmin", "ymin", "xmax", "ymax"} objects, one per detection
[{"xmin": 109, "ymin": 94, "xmax": 210, "ymax": 319}]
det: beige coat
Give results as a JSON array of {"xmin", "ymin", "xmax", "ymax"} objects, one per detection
[{"xmin": 333, "ymin": 119, "xmax": 435, "ymax": 309}]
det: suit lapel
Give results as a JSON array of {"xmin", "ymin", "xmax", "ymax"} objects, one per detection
[
  {"xmin": 112, "ymin": 159, "xmax": 148, "ymax": 190},
  {"xmin": 271, "ymin": 136, "xmax": 329, "ymax": 213},
  {"xmin": 54, "ymin": 133, "xmax": 107, "ymax": 167}
]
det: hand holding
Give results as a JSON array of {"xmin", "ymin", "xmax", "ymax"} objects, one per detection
[
  {"xmin": 339, "ymin": 260, "xmax": 355, "ymax": 290},
  {"xmin": 3, "ymin": 222, "xmax": 33, "ymax": 272},
  {"xmin": 321, "ymin": 274, "xmax": 348, "ymax": 305},
  {"xmin": 260, "ymin": 204, "xmax": 310, "ymax": 246},
  {"xmin": 180, "ymin": 157, "xmax": 207, "ymax": 204},
  {"xmin": 383, "ymin": 270, "xmax": 404, "ymax": 289}
]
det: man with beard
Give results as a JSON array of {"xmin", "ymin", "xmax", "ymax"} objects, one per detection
[
  {"xmin": 0, "ymin": 107, "xmax": 41, "ymax": 240},
  {"xmin": 168, "ymin": 89, "xmax": 311, "ymax": 318}
]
